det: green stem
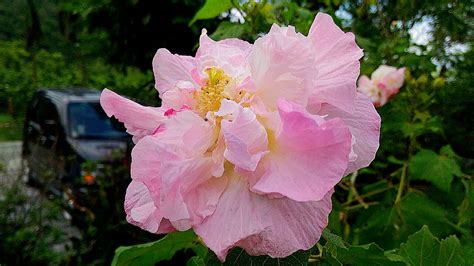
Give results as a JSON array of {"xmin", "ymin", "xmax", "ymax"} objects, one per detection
[
  {"xmin": 394, "ymin": 163, "xmax": 407, "ymax": 205},
  {"xmin": 342, "ymin": 185, "xmax": 393, "ymax": 206}
]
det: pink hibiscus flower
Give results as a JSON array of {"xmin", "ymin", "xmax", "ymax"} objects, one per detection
[
  {"xmin": 357, "ymin": 65, "xmax": 406, "ymax": 107},
  {"xmin": 100, "ymin": 13, "xmax": 380, "ymax": 261}
]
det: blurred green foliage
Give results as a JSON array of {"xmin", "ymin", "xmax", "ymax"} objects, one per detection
[
  {"xmin": 0, "ymin": 182, "xmax": 73, "ymax": 265},
  {"xmin": 0, "ymin": 40, "xmax": 156, "ymax": 118}
]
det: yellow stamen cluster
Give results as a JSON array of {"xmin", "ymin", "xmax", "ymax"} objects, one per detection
[{"xmin": 196, "ymin": 68, "xmax": 231, "ymax": 114}]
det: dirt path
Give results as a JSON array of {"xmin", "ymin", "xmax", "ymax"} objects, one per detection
[{"xmin": 0, "ymin": 141, "xmax": 22, "ymax": 183}]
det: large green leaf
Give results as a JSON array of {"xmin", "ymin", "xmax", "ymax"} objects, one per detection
[
  {"xmin": 322, "ymin": 230, "xmax": 402, "ymax": 265},
  {"xmin": 189, "ymin": 0, "xmax": 233, "ymax": 25},
  {"xmin": 409, "ymin": 149, "xmax": 462, "ymax": 191},
  {"xmin": 396, "ymin": 225, "xmax": 465, "ymax": 266},
  {"xmin": 398, "ymin": 192, "xmax": 451, "ymax": 235},
  {"xmin": 111, "ymin": 230, "xmax": 206, "ymax": 266},
  {"xmin": 324, "ymin": 242, "xmax": 403, "ymax": 266},
  {"xmin": 206, "ymin": 247, "xmax": 310, "ymax": 265}
]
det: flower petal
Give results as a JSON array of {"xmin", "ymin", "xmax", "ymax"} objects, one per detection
[
  {"xmin": 249, "ymin": 25, "xmax": 315, "ymax": 110},
  {"xmin": 196, "ymin": 30, "xmax": 250, "ymax": 79},
  {"xmin": 161, "ymin": 84, "xmax": 197, "ymax": 110},
  {"xmin": 124, "ymin": 180, "xmax": 174, "ymax": 234},
  {"xmin": 100, "ymin": 89, "xmax": 165, "ymax": 143},
  {"xmin": 308, "ymin": 13, "xmax": 363, "ymax": 113},
  {"xmin": 249, "ymin": 100, "xmax": 351, "ymax": 202},
  {"xmin": 221, "ymin": 103, "xmax": 269, "ymax": 171},
  {"xmin": 131, "ymin": 135, "xmax": 225, "ymax": 231},
  {"xmin": 381, "ymin": 67, "xmax": 405, "ymax": 92},
  {"xmin": 153, "ymin": 48, "xmax": 198, "ymax": 95},
  {"xmin": 195, "ymin": 173, "xmax": 334, "ymax": 261},
  {"xmin": 194, "ymin": 175, "xmax": 268, "ymax": 261},
  {"xmin": 318, "ymin": 93, "xmax": 381, "ymax": 175},
  {"xmin": 219, "ymin": 38, "xmax": 252, "ymax": 53},
  {"xmin": 237, "ymin": 190, "xmax": 333, "ymax": 258},
  {"xmin": 158, "ymin": 157, "xmax": 215, "ymax": 230},
  {"xmin": 157, "ymin": 110, "xmax": 214, "ymax": 156}
]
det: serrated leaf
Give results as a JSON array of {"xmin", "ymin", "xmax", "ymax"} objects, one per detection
[
  {"xmin": 111, "ymin": 230, "xmax": 206, "ymax": 266},
  {"xmin": 322, "ymin": 229, "xmax": 347, "ymax": 249},
  {"xmin": 327, "ymin": 243, "xmax": 403, "ymax": 266},
  {"xmin": 396, "ymin": 225, "xmax": 465, "ymax": 266},
  {"xmin": 437, "ymin": 236, "xmax": 465, "ymax": 265},
  {"xmin": 206, "ymin": 248, "xmax": 310, "ymax": 265},
  {"xmin": 397, "ymin": 226, "xmax": 439, "ymax": 265},
  {"xmin": 189, "ymin": 0, "xmax": 233, "ymax": 25},
  {"xmin": 409, "ymin": 149, "xmax": 462, "ymax": 191}
]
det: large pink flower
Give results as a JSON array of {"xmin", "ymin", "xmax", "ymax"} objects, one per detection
[
  {"xmin": 100, "ymin": 13, "xmax": 380, "ymax": 261},
  {"xmin": 357, "ymin": 65, "xmax": 405, "ymax": 107}
]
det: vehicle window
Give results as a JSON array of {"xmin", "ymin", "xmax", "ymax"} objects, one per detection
[
  {"xmin": 28, "ymin": 95, "xmax": 40, "ymax": 123},
  {"xmin": 68, "ymin": 102, "xmax": 127, "ymax": 139},
  {"xmin": 37, "ymin": 100, "xmax": 58, "ymax": 121},
  {"xmin": 37, "ymin": 99, "xmax": 60, "ymax": 137}
]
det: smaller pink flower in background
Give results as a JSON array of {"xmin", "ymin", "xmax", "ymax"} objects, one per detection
[{"xmin": 357, "ymin": 65, "xmax": 405, "ymax": 107}]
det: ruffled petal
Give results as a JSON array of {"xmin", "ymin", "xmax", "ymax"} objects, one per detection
[
  {"xmin": 221, "ymin": 102, "xmax": 269, "ymax": 171},
  {"xmin": 249, "ymin": 25, "xmax": 315, "ymax": 110},
  {"xmin": 237, "ymin": 189, "xmax": 333, "ymax": 258},
  {"xmin": 124, "ymin": 180, "xmax": 175, "ymax": 234},
  {"xmin": 161, "ymin": 84, "xmax": 197, "ymax": 110},
  {"xmin": 131, "ymin": 135, "xmax": 226, "ymax": 231},
  {"xmin": 153, "ymin": 48, "xmax": 198, "ymax": 95},
  {"xmin": 308, "ymin": 13, "xmax": 363, "ymax": 113},
  {"xmin": 248, "ymin": 100, "xmax": 351, "ymax": 202},
  {"xmin": 157, "ymin": 110, "xmax": 214, "ymax": 156},
  {"xmin": 219, "ymin": 38, "xmax": 252, "ymax": 53},
  {"xmin": 318, "ymin": 93, "xmax": 381, "ymax": 175},
  {"xmin": 196, "ymin": 30, "xmax": 250, "ymax": 80},
  {"xmin": 158, "ymin": 156, "xmax": 215, "ymax": 230},
  {"xmin": 100, "ymin": 89, "xmax": 165, "ymax": 143},
  {"xmin": 194, "ymin": 175, "xmax": 268, "ymax": 261},
  {"xmin": 195, "ymin": 173, "xmax": 334, "ymax": 261}
]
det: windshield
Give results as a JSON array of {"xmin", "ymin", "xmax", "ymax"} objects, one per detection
[{"xmin": 68, "ymin": 102, "xmax": 127, "ymax": 139}]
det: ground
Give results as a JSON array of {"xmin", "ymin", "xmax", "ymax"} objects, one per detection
[{"xmin": 0, "ymin": 140, "xmax": 81, "ymax": 252}]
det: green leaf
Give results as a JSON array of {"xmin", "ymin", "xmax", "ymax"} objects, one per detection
[
  {"xmin": 437, "ymin": 236, "xmax": 465, "ymax": 266},
  {"xmin": 397, "ymin": 226, "xmax": 439, "ymax": 265},
  {"xmin": 322, "ymin": 230, "xmax": 402, "ymax": 265},
  {"xmin": 189, "ymin": 0, "xmax": 233, "ymax": 25},
  {"xmin": 322, "ymin": 229, "xmax": 347, "ymax": 250},
  {"xmin": 355, "ymin": 192, "xmax": 457, "ymax": 249},
  {"xmin": 325, "ymin": 242, "xmax": 403, "ymax": 266},
  {"xmin": 187, "ymin": 256, "xmax": 206, "ymax": 266},
  {"xmin": 210, "ymin": 21, "xmax": 249, "ymax": 40},
  {"xmin": 111, "ymin": 230, "xmax": 206, "ymax": 266},
  {"xmin": 409, "ymin": 149, "xmax": 462, "ymax": 191},
  {"xmin": 206, "ymin": 248, "xmax": 310, "ymax": 265},
  {"xmin": 399, "ymin": 192, "xmax": 457, "ymax": 237},
  {"xmin": 396, "ymin": 225, "xmax": 465, "ymax": 266}
]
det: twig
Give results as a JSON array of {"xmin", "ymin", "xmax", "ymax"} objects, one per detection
[
  {"xmin": 342, "ymin": 186, "xmax": 393, "ymax": 206},
  {"xmin": 349, "ymin": 171, "xmax": 369, "ymax": 209},
  {"xmin": 394, "ymin": 163, "xmax": 408, "ymax": 205}
]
